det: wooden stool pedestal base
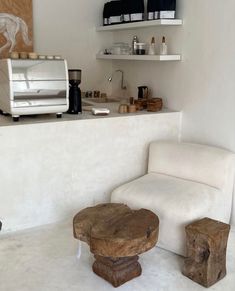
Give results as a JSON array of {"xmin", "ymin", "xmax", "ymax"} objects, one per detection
[{"xmin": 93, "ymin": 255, "xmax": 142, "ymax": 287}]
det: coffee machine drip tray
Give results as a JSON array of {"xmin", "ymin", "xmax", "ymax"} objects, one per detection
[{"xmin": 13, "ymin": 98, "xmax": 67, "ymax": 108}]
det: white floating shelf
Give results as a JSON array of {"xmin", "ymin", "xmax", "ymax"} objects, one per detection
[
  {"xmin": 96, "ymin": 54, "xmax": 181, "ymax": 61},
  {"xmin": 96, "ymin": 19, "xmax": 183, "ymax": 32}
]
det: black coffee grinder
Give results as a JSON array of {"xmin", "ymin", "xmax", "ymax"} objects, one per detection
[{"xmin": 67, "ymin": 69, "xmax": 82, "ymax": 114}]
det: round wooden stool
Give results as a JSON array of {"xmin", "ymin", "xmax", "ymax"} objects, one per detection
[{"xmin": 73, "ymin": 203, "xmax": 159, "ymax": 287}]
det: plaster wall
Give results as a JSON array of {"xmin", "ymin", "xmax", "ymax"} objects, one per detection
[
  {"xmin": 0, "ymin": 114, "xmax": 181, "ymax": 232},
  {"xmin": 111, "ymin": 0, "xmax": 235, "ymax": 225},
  {"xmin": 33, "ymin": 0, "xmax": 112, "ymax": 93}
]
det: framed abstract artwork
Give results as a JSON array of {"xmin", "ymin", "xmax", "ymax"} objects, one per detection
[{"xmin": 0, "ymin": 0, "xmax": 33, "ymax": 58}]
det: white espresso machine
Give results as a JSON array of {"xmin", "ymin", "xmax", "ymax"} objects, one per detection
[{"xmin": 0, "ymin": 59, "xmax": 69, "ymax": 121}]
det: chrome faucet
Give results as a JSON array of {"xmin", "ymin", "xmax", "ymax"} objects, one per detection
[{"xmin": 108, "ymin": 70, "xmax": 127, "ymax": 90}]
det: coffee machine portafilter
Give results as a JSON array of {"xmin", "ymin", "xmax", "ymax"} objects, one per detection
[{"xmin": 67, "ymin": 69, "xmax": 82, "ymax": 114}]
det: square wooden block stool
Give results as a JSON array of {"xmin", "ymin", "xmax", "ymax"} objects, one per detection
[{"xmin": 182, "ymin": 217, "xmax": 230, "ymax": 288}]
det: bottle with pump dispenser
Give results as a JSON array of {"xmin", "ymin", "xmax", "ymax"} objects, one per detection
[
  {"xmin": 160, "ymin": 36, "xmax": 168, "ymax": 55},
  {"xmin": 132, "ymin": 35, "xmax": 139, "ymax": 55},
  {"xmin": 148, "ymin": 37, "xmax": 156, "ymax": 55}
]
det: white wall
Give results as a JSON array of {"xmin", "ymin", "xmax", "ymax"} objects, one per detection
[
  {"xmin": 0, "ymin": 113, "xmax": 180, "ymax": 232},
  {"xmin": 113, "ymin": 0, "xmax": 235, "ymax": 151},
  {"xmin": 33, "ymin": 0, "xmax": 112, "ymax": 93},
  {"xmin": 111, "ymin": 0, "xmax": 235, "ymax": 225},
  {"xmin": 3, "ymin": 1, "xmax": 234, "ymax": 229}
]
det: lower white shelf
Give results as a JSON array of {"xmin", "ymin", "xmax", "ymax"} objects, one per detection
[{"xmin": 96, "ymin": 54, "xmax": 181, "ymax": 61}]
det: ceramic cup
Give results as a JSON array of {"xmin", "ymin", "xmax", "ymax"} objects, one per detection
[
  {"xmin": 128, "ymin": 104, "xmax": 137, "ymax": 113},
  {"xmin": 20, "ymin": 52, "xmax": 28, "ymax": 59},
  {"xmin": 10, "ymin": 52, "xmax": 19, "ymax": 59},
  {"xmin": 118, "ymin": 104, "xmax": 128, "ymax": 114},
  {"xmin": 28, "ymin": 52, "xmax": 38, "ymax": 60}
]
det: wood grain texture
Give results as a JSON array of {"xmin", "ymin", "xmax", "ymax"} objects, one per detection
[
  {"xmin": 73, "ymin": 203, "xmax": 159, "ymax": 287},
  {"xmin": 93, "ymin": 255, "xmax": 142, "ymax": 288},
  {"xmin": 73, "ymin": 203, "xmax": 159, "ymax": 257},
  {"xmin": 73, "ymin": 203, "xmax": 131, "ymax": 244},
  {"xmin": 147, "ymin": 98, "xmax": 163, "ymax": 112},
  {"xmin": 182, "ymin": 217, "xmax": 230, "ymax": 288},
  {"xmin": 0, "ymin": 0, "xmax": 33, "ymax": 58}
]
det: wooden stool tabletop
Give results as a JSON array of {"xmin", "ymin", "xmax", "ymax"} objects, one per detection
[
  {"xmin": 73, "ymin": 203, "xmax": 159, "ymax": 257},
  {"xmin": 185, "ymin": 217, "xmax": 230, "ymax": 236}
]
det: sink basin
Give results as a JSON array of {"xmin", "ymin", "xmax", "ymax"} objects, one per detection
[
  {"xmin": 82, "ymin": 101, "xmax": 93, "ymax": 106},
  {"xmin": 83, "ymin": 97, "xmax": 120, "ymax": 104}
]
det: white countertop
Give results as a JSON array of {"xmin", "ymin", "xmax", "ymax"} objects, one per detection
[
  {"xmin": 0, "ymin": 104, "xmax": 181, "ymax": 232},
  {"xmin": 0, "ymin": 99, "xmax": 179, "ymax": 127}
]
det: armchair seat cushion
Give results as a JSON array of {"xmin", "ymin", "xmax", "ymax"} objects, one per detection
[{"xmin": 111, "ymin": 173, "xmax": 225, "ymax": 256}]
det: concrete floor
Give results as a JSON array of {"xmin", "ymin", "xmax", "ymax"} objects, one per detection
[{"xmin": 0, "ymin": 221, "xmax": 234, "ymax": 291}]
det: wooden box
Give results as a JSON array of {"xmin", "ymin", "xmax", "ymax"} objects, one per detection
[
  {"xmin": 147, "ymin": 98, "xmax": 163, "ymax": 112},
  {"xmin": 134, "ymin": 99, "xmax": 147, "ymax": 111}
]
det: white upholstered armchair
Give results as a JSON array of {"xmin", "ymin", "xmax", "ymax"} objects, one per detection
[{"xmin": 111, "ymin": 141, "xmax": 235, "ymax": 256}]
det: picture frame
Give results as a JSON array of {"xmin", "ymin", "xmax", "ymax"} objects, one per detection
[{"xmin": 0, "ymin": 0, "xmax": 33, "ymax": 58}]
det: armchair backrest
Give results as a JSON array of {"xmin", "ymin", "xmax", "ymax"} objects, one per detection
[{"xmin": 148, "ymin": 141, "xmax": 235, "ymax": 190}]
